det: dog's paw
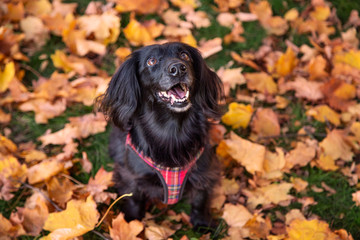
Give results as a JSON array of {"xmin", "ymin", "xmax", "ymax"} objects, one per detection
[{"xmin": 190, "ymin": 213, "xmax": 218, "ymax": 233}]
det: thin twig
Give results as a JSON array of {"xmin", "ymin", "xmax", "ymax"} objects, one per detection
[
  {"xmin": 19, "ymin": 63, "xmax": 42, "ymax": 79},
  {"xmin": 92, "ymin": 230, "xmax": 111, "ymax": 240},
  {"xmin": 96, "ymin": 193, "xmax": 133, "ymax": 228},
  {"xmin": 257, "ymin": 132, "xmax": 327, "ymax": 140},
  {"xmin": 59, "ymin": 173, "xmax": 85, "ymax": 186},
  {"xmin": 19, "ymin": 181, "xmax": 62, "ymax": 211}
]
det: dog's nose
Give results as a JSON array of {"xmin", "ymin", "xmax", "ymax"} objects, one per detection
[{"xmin": 168, "ymin": 63, "xmax": 187, "ymax": 76}]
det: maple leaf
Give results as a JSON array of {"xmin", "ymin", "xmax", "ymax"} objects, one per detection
[
  {"xmin": 77, "ymin": 11, "xmax": 121, "ymax": 45},
  {"xmin": 43, "ymin": 196, "xmax": 100, "ymax": 240},
  {"xmin": 216, "ymin": 67, "xmax": 246, "ymax": 96},
  {"xmin": 244, "ymin": 214, "xmax": 272, "ymax": 239},
  {"xmin": 222, "ymin": 203, "xmax": 253, "ymax": 238},
  {"xmin": 251, "ymin": 108, "xmax": 281, "ymax": 137},
  {"xmin": 215, "ymin": 0, "xmax": 244, "ymax": 12},
  {"xmin": 20, "ymin": 16, "xmax": 49, "ymax": 49},
  {"xmin": 220, "ymin": 132, "xmax": 266, "ymax": 174},
  {"xmin": 244, "ymin": 182, "xmax": 294, "ymax": 210},
  {"xmin": 0, "ymin": 213, "xmax": 25, "ymax": 238},
  {"xmin": 197, "ymin": 37, "xmax": 223, "ymax": 59},
  {"xmin": 352, "ymin": 191, "xmax": 360, "ymax": 206},
  {"xmin": 286, "ymin": 218, "xmax": 340, "ymax": 240},
  {"xmin": 245, "ymin": 72, "xmax": 278, "ymax": 95},
  {"xmin": 110, "ymin": 213, "xmax": 144, "ymax": 240},
  {"xmin": 263, "ymin": 148, "xmax": 285, "ymax": 178},
  {"xmin": 86, "ymin": 167, "xmax": 115, "ymax": 203},
  {"xmin": 222, "ymin": 102, "xmax": 253, "ymax": 129}
]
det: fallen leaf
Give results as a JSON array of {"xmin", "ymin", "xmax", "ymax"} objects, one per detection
[
  {"xmin": 216, "ymin": 67, "xmax": 246, "ymax": 95},
  {"xmin": 319, "ymin": 129, "xmax": 354, "ymax": 162},
  {"xmin": 286, "ymin": 218, "xmax": 339, "ymax": 240},
  {"xmin": 275, "ymin": 47, "xmax": 298, "ymax": 77},
  {"xmin": 222, "ymin": 203, "xmax": 253, "ymax": 228},
  {"xmin": 221, "ymin": 102, "xmax": 253, "ymax": 129},
  {"xmin": 123, "ymin": 15, "xmax": 164, "ymax": 46},
  {"xmin": 285, "ymin": 209, "xmax": 306, "ymax": 225},
  {"xmin": 17, "ymin": 192, "xmax": 49, "ymax": 236},
  {"xmin": 284, "ymin": 140, "xmax": 317, "ymax": 170},
  {"xmin": 251, "ymin": 108, "xmax": 281, "ymax": 137},
  {"xmin": 244, "ymin": 215, "xmax": 272, "ymax": 239},
  {"xmin": 46, "ymin": 177, "xmax": 75, "ymax": 207},
  {"xmin": 86, "ymin": 167, "xmax": 114, "ymax": 203},
  {"xmin": 308, "ymin": 55, "xmax": 329, "ymax": 80},
  {"xmin": 110, "ymin": 213, "xmax": 144, "ymax": 240},
  {"xmin": 43, "ymin": 196, "xmax": 99, "ymax": 239},
  {"xmin": 0, "ymin": 61, "xmax": 15, "ymax": 93},
  {"xmin": 27, "ymin": 158, "xmax": 65, "ymax": 184},
  {"xmin": 145, "ymin": 221, "xmax": 176, "ymax": 240},
  {"xmin": 281, "ymin": 77, "xmax": 324, "ymax": 101},
  {"xmin": 306, "ymin": 105, "xmax": 341, "ymax": 126},
  {"xmin": 221, "ymin": 132, "xmax": 266, "ymax": 174},
  {"xmin": 51, "ymin": 50, "xmax": 98, "ymax": 75},
  {"xmin": 115, "ymin": 0, "xmax": 167, "ymax": 14},
  {"xmin": 352, "ymin": 191, "xmax": 360, "ymax": 206},
  {"xmin": 244, "ymin": 182, "xmax": 294, "ymax": 210},
  {"xmin": 316, "ymin": 153, "xmax": 339, "ymax": 171},
  {"xmin": 245, "ymin": 72, "xmax": 278, "ymax": 95},
  {"xmin": 198, "ymin": 37, "xmax": 223, "ymax": 59}
]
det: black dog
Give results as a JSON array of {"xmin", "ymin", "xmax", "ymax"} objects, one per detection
[{"xmin": 98, "ymin": 42, "xmax": 223, "ymax": 229}]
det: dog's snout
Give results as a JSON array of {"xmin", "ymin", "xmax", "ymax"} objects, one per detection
[{"xmin": 168, "ymin": 62, "xmax": 187, "ymax": 76}]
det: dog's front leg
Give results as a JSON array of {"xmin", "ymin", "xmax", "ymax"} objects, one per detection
[
  {"xmin": 190, "ymin": 189, "xmax": 215, "ymax": 231},
  {"xmin": 122, "ymin": 193, "xmax": 146, "ymax": 222}
]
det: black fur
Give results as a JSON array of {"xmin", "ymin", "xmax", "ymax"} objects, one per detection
[{"xmin": 98, "ymin": 42, "xmax": 223, "ymax": 229}]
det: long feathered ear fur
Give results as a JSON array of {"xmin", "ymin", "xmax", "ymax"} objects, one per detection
[
  {"xmin": 187, "ymin": 46, "xmax": 224, "ymax": 120},
  {"xmin": 97, "ymin": 54, "xmax": 141, "ymax": 130}
]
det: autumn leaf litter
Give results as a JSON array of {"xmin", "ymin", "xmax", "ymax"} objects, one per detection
[{"xmin": 0, "ymin": 0, "xmax": 360, "ymax": 239}]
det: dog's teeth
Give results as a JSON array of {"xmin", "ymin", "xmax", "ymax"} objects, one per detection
[{"xmin": 185, "ymin": 90, "xmax": 189, "ymax": 99}]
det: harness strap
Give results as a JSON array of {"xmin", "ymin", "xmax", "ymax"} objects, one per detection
[{"xmin": 126, "ymin": 133, "xmax": 203, "ymax": 204}]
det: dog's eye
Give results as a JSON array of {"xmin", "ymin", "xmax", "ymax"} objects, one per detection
[
  {"xmin": 180, "ymin": 52, "xmax": 190, "ymax": 61},
  {"xmin": 147, "ymin": 57, "xmax": 157, "ymax": 66}
]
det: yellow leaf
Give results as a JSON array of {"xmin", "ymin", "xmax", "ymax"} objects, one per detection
[
  {"xmin": 123, "ymin": 16, "xmax": 164, "ymax": 46},
  {"xmin": 316, "ymin": 154, "xmax": 338, "ymax": 171},
  {"xmin": 42, "ymin": 196, "xmax": 99, "ymax": 240},
  {"xmin": 284, "ymin": 140, "xmax": 317, "ymax": 170},
  {"xmin": 275, "ymin": 47, "xmax": 298, "ymax": 77},
  {"xmin": 222, "ymin": 178, "xmax": 241, "ymax": 195},
  {"xmin": 310, "ymin": 6, "xmax": 330, "ymax": 21},
  {"xmin": 170, "ymin": 0, "xmax": 199, "ymax": 9},
  {"xmin": 290, "ymin": 177, "xmax": 308, "ymax": 192},
  {"xmin": 0, "ymin": 61, "xmax": 15, "ymax": 93},
  {"xmin": 221, "ymin": 102, "xmax": 253, "ymax": 129},
  {"xmin": 245, "ymin": 182, "xmax": 293, "ymax": 210},
  {"xmin": 0, "ymin": 155, "xmax": 27, "ymax": 181},
  {"xmin": 284, "ymin": 8, "xmax": 299, "ymax": 21},
  {"xmin": 222, "ymin": 203, "xmax": 253, "ymax": 228},
  {"xmin": 264, "ymin": 148, "xmax": 285, "ymax": 173},
  {"xmin": 245, "ymin": 72, "xmax": 278, "ymax": 94},
  {"xmin": 221, "ymin": 132, "xmax": 266, "ymax": 174},
  {"xmin": 110, "ymin": 213, "xmax": 143, "ymax": 240},
  {"xmin": 350, "ymin": 122, "xmax": 360, "ymax": 140},
  {"xmin": 180, "ymin": 34, "xmax": 197, "ymax": 48},
  {"xmin": 306, "ymin": 105, "xmax": 341, "ymax": 126},
  {"xmin": 286, "ymin": 219, "xmax": 339, "ymax": 240},
  {"xmin": 334, "ymin": 50, "xmax": 360, "ymax": 70}
]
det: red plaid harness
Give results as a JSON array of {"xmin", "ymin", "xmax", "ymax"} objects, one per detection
[{"xmin": 126, "ymin": 133, "xmax": 203, "ymax": 204}]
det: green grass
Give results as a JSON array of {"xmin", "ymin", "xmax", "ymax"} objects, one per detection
[{"xmin": 304, "ymin": 167, "xmax": 360, "ymax": 238}]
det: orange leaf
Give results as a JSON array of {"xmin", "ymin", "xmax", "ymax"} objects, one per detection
[
  {"xmin": 43, "ymin": 196, "xmax": 99, "ymax": 240},
  {"xmin": 46, "ymin": 177, "xmax": 75, "ymax": 207},
  {"xmin": 284, "ymin": 140, "xmax": 317, "ymax": 170},
  {"xmin": 221, "ymin": 132, "xmax": 266, "ymax": 174},
  {"xmin": 86, "ymin": 167, "xmax": 114, "ymax": 203},
  {"xmin": 306, "ymin": 105, "xmax": 341, "ymax": 126},
  {"xmin": 319, "ymin": 129, "xmax": 354, "ymax": 162},
  {"xmin": 245, "ymin": 72, "xmax": 278, "ymax": 94},
  {"xmin": 251, "ymin": 108, "xmax": 280, "ymax": 137},
  {"xmin": 0, "ymin": 61, "xmax": 15, "ymax": 93},
  {"xmin": 27, "ymin": 159, "xmax": 65, "ymax": 184},
  {"xmin": 110, "ymin": 213, "xmax": 144, "ymax": 240}
]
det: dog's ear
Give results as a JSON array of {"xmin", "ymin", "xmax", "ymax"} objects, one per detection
[
  {"xmin": 187, "ymin": 46, "xmax": 224, "ymax": 119},
  {"xmin": 97, "ymin": 54, "xmax": 141, "ymax": 130}
]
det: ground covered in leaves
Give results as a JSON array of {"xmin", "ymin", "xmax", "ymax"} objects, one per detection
[{"xmin": 1, "ymin": 0, "xmax": 360, "ymax": 239}]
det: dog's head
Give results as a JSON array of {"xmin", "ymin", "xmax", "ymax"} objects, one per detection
[{"xmin": 99, "ymin": 42, "xmax": 223, "ymax": 130}]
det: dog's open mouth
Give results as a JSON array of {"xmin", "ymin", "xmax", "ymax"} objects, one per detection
[{"xmin": 158, "ymin": 83, "xmax": 190, "ymax": 105}]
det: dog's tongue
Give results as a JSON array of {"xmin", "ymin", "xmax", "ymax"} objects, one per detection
[{"xmin": 169, "ymin": 85, "xmax": 186, "ymax": 99}]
